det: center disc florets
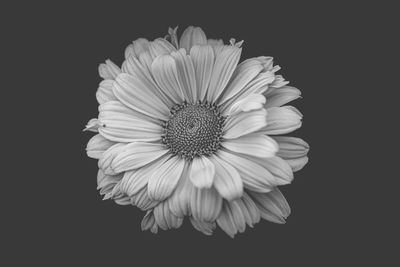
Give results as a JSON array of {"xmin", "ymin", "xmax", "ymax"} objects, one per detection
[{"xmin": 162, "ymin": 101, "xmax": 225, "ymax": 160}]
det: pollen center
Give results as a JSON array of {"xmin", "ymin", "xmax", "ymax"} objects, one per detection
[{"xmin": 162, "ymin": 101, "xmax": 225, "ymax": 159}]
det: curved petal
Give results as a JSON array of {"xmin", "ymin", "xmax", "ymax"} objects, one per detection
[
  {"xmin": 148, "ymin": 38, "xmax": 177, "ymax": 60},
  {"xmin": 249, "ymin": 188, "xmax": 290, "ymax": 224},
  {"xmin": 151, "ymin": 54, "xmax": 185, "ymax": 103},
  {"xmin": 113, "ymin": 73, "xmax": 170, "ymax": 120},
  {"xmin": 119, "ymin": 155, "xmax": 168, "ymax": 197},
  {"xmin": 264, "ymin": 86, "xmax": 301, "ymax": 108},
  {"xmin": 226, "ymin": 200, "xmax": 246, "ymax": 233},
  {"xmin": 121, "ymin": 56, "xmax": 173, "ymax": 107},
  {"xmin": 171, "ymin": 48, "xmax": 197, "ymax": 102},
  {"xmin": 207, "ymin": 46, "xmax": 241, "ymax": 103},
  {"xmin": 190, "ymin": 187, "xmax": 222, "ymax": 222},
  {"xmin": 96, "ymin": 80, "xmax": 117, "ymax": 104},
  {"xmin": 270, "ymin": 74, "xmax": 289, "ymax": 88},
  {"xmin": 154, "ymin": 201, "xmax": 183, "ymax": 230},
  {"xmin": 132, "ymin": 186, "xmax": 159, "ymax": 210},
  {"xmin": 125, "ymin": 38, "xmax": 150, "ymax": 59},
  {"xmin": 179, "ymin": 26, "xmax": 207, "ymax": 53},
  {"xmin": 147, "ymin": 156, "xmax": 185, "ymax": 201},
  {"xmin": 167, "ymin": 162, "xmax": 193, "ymax": 217},
  {"xmin": 260, "ymin": 106, "xmax": 303, "ymax": 135},
  {"xmin": 223, "ymin": 109, "xmax": 267, "ymax": 139},
  {"xmin": 111, "ymin": 142, "xmax": 169, "ymax": 173},
  {"xmin": 222, "ymin": 134, "xmax": 278, "ymax": 158},
  {"xmin": 98, "ymin": 101, "xmax": 164, "ymax": 143},
  {"xmin": 86, "ymin": 134, "xmax": 115, "ymax": 159},
  {"xmin": 286, "ymin": 157, "xmax": 309, "ymax": 172},
  {"xmin": 83, "ymin": 118, "xmax": 101, "ymax": 132},
  {"xmin": 219, "ymin": 58, "xmax": 265, "ymax": 104},
  {"xmin": 211, "ymin": 155, "xmax": 243, "ymax": 201},
  {"xmin": 243, "ymin": 155, "xmax": 294, "ymax": 186},
  {"xmin": 273, "ymin": 136, "xmax": 310, "ymax": 159},
  {"xmin": 216, "ymin": 202, "xmax": 238, "ymax": 238},
  {"xmin": 217, "ymin": 150, "xmax": 274, "ymax": 193},
  {"xmin": 190, "ymin": 218, "xmax": 216, "ymax": 236},
  {"xmin": 241, "ymin": 192, "xmax": 261, "ymax": 227},
  {"xmin": 221, "ymin": 70, "xmax": 275, "ymax": 113},
  {"xmin": 190, "ymin": 45, "xmax": 214, "ymax": 101},
  {"xmin": 98, "ymin": 59, "xmax": 121, "ymax": 80},
  {"xmin": 141, "ymin": 210, "xmax": 158, "ymax": 233},
  {"xmin": 225, "ymin": 94, "xmax": 266, "ymax": 115},
  {"xmin": 98, "ymin": 143, "xmax": 127, "ymax": 175},
  {"xmin": 97, "ymin": 169, "xmax": 123, "ymax": 195},
  {"xmin": 189, "ymin": 156, "xmax": 215, "ymax": 189}
]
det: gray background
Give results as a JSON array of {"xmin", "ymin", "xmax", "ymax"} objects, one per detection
[{"xmin": 3, "ymin": 1, "xmax": 396, "ymax": 266}]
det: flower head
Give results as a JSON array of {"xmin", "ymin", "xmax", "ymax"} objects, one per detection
[{"xmin": 85, "ymin": 26, "xmax": 309, "ymax": 237}]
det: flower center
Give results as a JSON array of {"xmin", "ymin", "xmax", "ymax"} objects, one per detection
[{"xmin": 162, "ymin": 101, "xmax": 225, "ymax": 160}]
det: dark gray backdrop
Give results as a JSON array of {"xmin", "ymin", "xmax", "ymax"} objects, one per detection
[{"xmin": 3, "ymin": 1, "xmax": 396, "ymax": 266}]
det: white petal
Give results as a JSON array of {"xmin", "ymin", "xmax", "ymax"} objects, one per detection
[
  {"xmin": 125, "ymin": 38, "xmax": 150, "ymax": 59},
  {"xmin": 241, "ymin": 192, "xmax": 261, "ymax": 227},
  {"xmin": 261, "ymin": 106, "xmax": 302, "ymax": 135},
  {"xmin": 121, "ymin": 56, "xmax": 173, "ymax": 107},
  {"xmin": 97, "ymin": 169, "xmax": 123, "ymax": 194},
  {"xmin": 171, "ymin": 48, "xmax": 197, "ymax": 102},
  {"xmin": 219, "ymin": 58, "xmax": 265, "ymax": 104},
  {"xmin": 190, "ymin": 187, "xmax": 222, "ymax": 222},
  {"xmin": 211, "ymin": 155, "xmax": 243, "ymax": 201},
  {"xmin": 190, "ymin": 218, "xmax": 216, "ymax": 235},
  {"xmin": 207, "ymin": 46, "xmax": 241, "ymax": 102},
  {"xmin": 273, "ymin": 136, "xmax": 310, "ymax": 159},
  {"xmin": 149, "ymin": 38, "xmax": 177, "ymax": 60},
  {"xmin": 83, "ymin": 118, "xmax": 101, "ymax": 132},
  {"xmin": 226, "ymin": 200, "xmax": 246, "ymax": 233},
  {"xmin": 154, "ymin": 202, "xmax": 183, "ymax": 230},
  {"xmin": 189, "ymin": 156, "xmax": 215, "ymax": 189},
  {"xmin": 96, "ymin": 80, "xmax": 117, "ymax": 104},
  {"xmin": 190, "ymin": 45, "xmax": 215, "ymax": 101},
  {"xmin": 226, "ymin": 94, "xmax": 266, "ymax": 115},
  {"xmin": 217, "ymin": 150, "xmax": 274, "ymax": 193},
  {"xmin": 98, "ymin": 59, "xmax": 121, "ymax": 80},
  {"xmin": 151, "ymin": 54, "xmax": 185, "ymax": 103},
  {"xmin": 216, "ymin": 203, "xmax": 237, "ymax": 238},
  {"xmin": 167, "ymin": 163, "xmax": 193, "ymax": 217},
  {"xmin": 244, "ymin": 155, "xmax": 294, "ymax": 186},
  {"xmin": 132, "ymin": 186, "xmax": 159, "ymax": 210},
  {"xmin": 222, "ymin": 134, "xmax": 278, "ymax": 158},
  {"xmin": 148, "ymin": 156, "xmax": 185, "ymax": 201},
  {"xmin": 270, "ymin": 74, "xmax": 289, "ymax": 88},
  {"xmin": 264, "ymin": 86, "xmax": 301, "ymax": 108},
  {"xmin": 119, "ymin": 156, "xmax": 168, "ymax": 197},
  {"xmin": 98, "ymin": 101, "xmax": 163, "ymax": 143},
  {"xmin": 249, "ymin": 188, "xmax": 291, "ymax": 224},
  {"xmin": 179, "ymin": 26, "xmax": 207, "ymax": 53},
  {"xmin": 86, "ymin": 134, "xmax": 115, "ymax": 159},
  {"xmin": 113, "ymin": 73, "xmax": 170, "ymax": 120},
  {"xmin": 111, "ymin": 142, "xmax": 168, "ymax": 173},
  {"xmin": 221, "ymin": 70, "xmax": 275, "ymax": 113},
  {"xmin": 98, "ymin": 143, "xmax": 127, "ymax": 175},
  {"xmin": 286, "ymin": 157, "xmax": 309, "ymax": 172},
  {"xmin": 223, "ymin": 109, "xmax": 267, "ymax": 139},
  {"xmin": 141, "ymin": 210, "xmax": 157, "ymax": 233}
]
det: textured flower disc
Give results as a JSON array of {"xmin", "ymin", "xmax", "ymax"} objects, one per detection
[
  {"xmin": 162, "ymin": 101, "xmax": 225, "ymax": 159},
  {"xmin": 85, "ymin": 26, "xmax": 309, "ymax": 237}
]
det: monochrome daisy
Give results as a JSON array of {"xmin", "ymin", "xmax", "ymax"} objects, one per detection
[{"xmin": 85, "ymin": 26, "xmax": 309, "ymax": 237}]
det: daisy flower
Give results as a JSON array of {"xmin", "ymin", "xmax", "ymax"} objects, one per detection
[{"xmin": 85, "ymin": 26, "xmax": 309, "ymax": 237}]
